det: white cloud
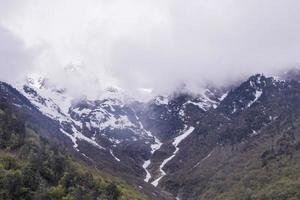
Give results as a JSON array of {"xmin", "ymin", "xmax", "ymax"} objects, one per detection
[
  {"xmin": 0, "ymin": 25, "xmax": 34, "ymax": 84},
  {"xmin": 0, "ymin": 0, "xmax": 300, "ymax": 98}
]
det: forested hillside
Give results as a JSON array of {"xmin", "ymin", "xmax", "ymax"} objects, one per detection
[{"xmin": 0, "ymin": 101, "xmax": 148, "ymax": 200}]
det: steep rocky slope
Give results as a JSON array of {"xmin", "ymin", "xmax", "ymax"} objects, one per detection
[
  {"xmin": 14, "ymin": 77, "xmax": 223, "ymax": 193},
  {"xmin": 0, "ymin": 83, "xmax": 149, "ymax": 200},
  {"xmin": 155, "ymin": 73, "xmax": 300, "ymax": 200}
]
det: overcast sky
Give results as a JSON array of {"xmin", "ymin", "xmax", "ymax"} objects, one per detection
[{"xmin": 0, "ymin": 0, "xmax": 300, "ymax": 99}]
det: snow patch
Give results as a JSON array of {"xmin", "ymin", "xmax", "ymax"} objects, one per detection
[
  {"xmin": 193, "ymin": 149, "xmax": 214, "ymax": 168},
  {"xmin": 154, "ymin": 96, "xmax": 168, "ymax": 106},
  {"xmin": 231, "ymin": 103, "xmax": 237, "ymax": 114},
  {"xmin": 184, "ymin": 100, "xmax": 209, "ymax": 111},
  {"xmin": 219, "ymin": 92, "xmax": 228, "ymax": 101},
  {"xmin": 247, "ymin": 90, "xmax": 263, "ymax": 108},
  {"xmin": 143, "ymin": 160, "xmax": 152, "ymax": 182},
  {"xmin": 89, "ymin": 110, "xmax": 136, "ymax": 131},
  {"xmin": 151, "ymin": 126, "xmax": 195, "ymax": 187},
  {"xmin": 110, "ymin": 149, "xmax": 120, "ymax": 162},
  {"xmin": 141, "ymin": 128, "xmax": 162, "ymax": 182}
]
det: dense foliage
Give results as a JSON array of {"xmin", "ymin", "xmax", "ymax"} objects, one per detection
[
  {"xmin": 0, "ymin": 103, "xmax": 147, "ymax": 200},
  {"xmin": 191, "ymin": 109, "xmax": 300, "ymax": 200}
]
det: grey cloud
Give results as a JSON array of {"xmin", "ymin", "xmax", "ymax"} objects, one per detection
[
  {"xmin": 0, "ymin": 25, "xmax": 34, "ymax": 84},
  {"xmin": 109, "ymin": 0, "xmax": 300, "ymax": 95},
  {"xmin": 1, "ymin": 0, "xmax": 300, "ymax": 98}
]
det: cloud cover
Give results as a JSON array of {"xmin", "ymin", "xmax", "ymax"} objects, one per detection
[{"xmin": 0, "ymin": 0, "xmax": 300, "ymax": 98}]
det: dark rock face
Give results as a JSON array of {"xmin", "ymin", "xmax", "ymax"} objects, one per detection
[{"xmin": 0, "ymin": 82, "xmax": 35, "ymax": 109}]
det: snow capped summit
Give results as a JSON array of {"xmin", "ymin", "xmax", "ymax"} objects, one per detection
[
  {"xmin": 13, "ymin": 75, "xmax": 165, "ymax": 169},
  {"xmin": 22, "ymin": 76, "xmax": 72, "ymax": 119}
]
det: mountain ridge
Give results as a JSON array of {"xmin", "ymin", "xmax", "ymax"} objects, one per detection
[{"xmin": 2, "ymin": 68, "xmax": 300, "ymax": 199}]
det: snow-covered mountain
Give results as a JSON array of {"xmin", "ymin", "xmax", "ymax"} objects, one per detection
[
  {"xmin": 6, "ymin": 70, "xmax": 300, "ymax": 200},
  {"xmin": 12, "ymin": 75, "xmax": 224, "ymax": 188}
]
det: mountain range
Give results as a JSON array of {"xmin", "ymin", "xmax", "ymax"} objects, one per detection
[{"xmin": 1, "ymin": 68, "xmax": 300, "ymax": 200}]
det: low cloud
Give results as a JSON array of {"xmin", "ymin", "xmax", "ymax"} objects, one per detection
[
  {"xmin": 0, "ymin": 0, "xmax": 300, "ymax": 99},
  {"xmin": 0, "ymin": 25, "xmax": 34, "ymax": 84}
]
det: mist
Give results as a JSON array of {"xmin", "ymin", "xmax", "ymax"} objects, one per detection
[
  {"xmin": 0, "ymin": 25, "xmax": 34, "ymax": 84},
  {"xmin": 0, "ymin": 0, "xmax": 300, "ymax": 99}
]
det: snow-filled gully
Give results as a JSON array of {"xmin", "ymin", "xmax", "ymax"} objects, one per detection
[
  {"xmin": 142, "ymin": 132, "xmax": 162, "ymax": 182},
  {"xmin": 151, "ymin": 126, "xmax": 195, "ymax": 187},
  {"xmin": 192, "ymin": 149, "xmax": 214, "ymax": 169},
  {"xmin": 110, "ymin": 149, "xmax": 121, "ymax": 162}
]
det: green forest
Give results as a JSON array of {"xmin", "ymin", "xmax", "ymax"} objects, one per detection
[{"xmin": 0, "ymin": 103, "xmax": 147, "ymax": 200}]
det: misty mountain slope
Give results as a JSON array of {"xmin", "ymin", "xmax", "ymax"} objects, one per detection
[
  {"xmin": 137, "ymin": 88, "xmax": 224, "ymax": 142},
  {"xmin": 0, "ymin": 94, "xmax": 149, "ymax": 200},
  {"xmin": 154, "ymin": 74, "xmax": 300, "ymax": 200},
  {"xmin": 0, "ymin": 81, "xmax": 73, "ymax": 147},
  {"xmin": 3, "ymin": 71, "xmax": 300, "ymax": 200},
  {"xmin": 9, "ymin": 77, "xmax": 179, "ymax": 199},
  {"xmin": 2, "ymin": 80, "xmax": 174, "ymax": 200},
  {"xmin": 3, "ymin": 1, "xmax": 300, "ymax": 200},
  {"xmin": 14, "ymin": 76, "xmax": 225, "ymax": 191},
  {"xmin": 134, "ymin": 88, "xmax": 226, "ymax": 187},
  {"xmin": 18, "ymin": 78, "xmax": 146, "ymax": 162}
]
